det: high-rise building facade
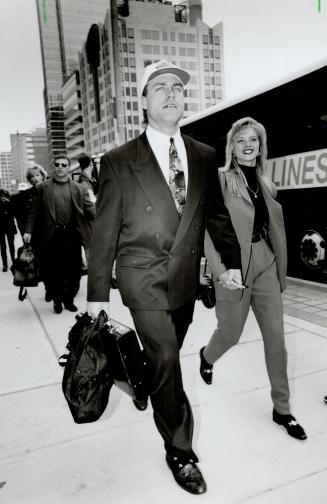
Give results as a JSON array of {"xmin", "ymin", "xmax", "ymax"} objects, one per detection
[
  {"xmin": 62, "ymin": 71, "xmax": 85, "ymax": 162},
  {"xmin": 79, "ymin": 0, "xmax": 224, "ymax": 155},
  {"xmin": 35, "ymin": 0, "xmax": 109, "ymax": 164},
  {"xmin": 0, "ymin": 152, "xmax": 13, "ymax": 193},
  {"xmin": 10, "ymin": 128, "xmax": 49, "ymax": 186}
]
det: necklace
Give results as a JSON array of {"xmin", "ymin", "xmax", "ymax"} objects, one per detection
[{"xmin": 245, "ymin": 182, "xmax": 259, "ymax": 198}]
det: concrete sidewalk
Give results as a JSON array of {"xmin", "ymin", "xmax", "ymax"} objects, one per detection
[{"xmin": 1, "ymin": 269, "xmax": 327, "ymax": 503}]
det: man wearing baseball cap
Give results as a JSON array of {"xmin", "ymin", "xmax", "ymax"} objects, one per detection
[{"xmin": 86, "ymin": 60, "xmax": 241, "ymax": 494}]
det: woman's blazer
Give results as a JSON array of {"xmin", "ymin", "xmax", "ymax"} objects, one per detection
[{"xmin": 205, "ymin": 170, "xmax": 287, "ymax": 301}]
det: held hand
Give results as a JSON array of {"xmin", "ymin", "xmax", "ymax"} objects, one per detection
[
  {"xmin": 218, "ymin": 269, "xmax": 245, "ymax": 290},
  {"xmin": 86, "ymin": 301, "xmax": 110, "ymax": 318},
  {"xmin": 23, "ymin": 233, "xmax": 31, "ymax": 244}
]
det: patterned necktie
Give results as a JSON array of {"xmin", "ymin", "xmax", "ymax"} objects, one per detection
[{"xmin": 169, "ymin": 138, "xmax": 186, "ymax": 218}]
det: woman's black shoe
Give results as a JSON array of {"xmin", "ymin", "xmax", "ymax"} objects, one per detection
[
  {"xmin": 199, "ymin": 347, "xmax": 213, "ymax": 385},
  {"xmin": 273, "ymin": 409, "xmax": 307, "ymax": 440},
  {"xmin": 2, "ymin": 265, "xmax": 8, "ymax": 272}
]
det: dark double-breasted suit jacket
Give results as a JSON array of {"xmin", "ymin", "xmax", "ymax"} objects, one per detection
[{"xmin": 87, "ymin": 132, "xmax": 239, "ymax": 310}]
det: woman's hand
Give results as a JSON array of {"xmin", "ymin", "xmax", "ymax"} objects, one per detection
[{"xmin": 218, "ymin": 269, "xmax": 245, "ymax": 290}]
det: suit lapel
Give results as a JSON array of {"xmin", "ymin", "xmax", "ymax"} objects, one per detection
[{"xmin": 130, "ymin": 133, "xmax": 180, "ymax": 236}]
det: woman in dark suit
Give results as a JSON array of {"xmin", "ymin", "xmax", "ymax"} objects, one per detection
[{"xmin": 200, "ymin": 117, "xmax": 307, "ymax": 440}]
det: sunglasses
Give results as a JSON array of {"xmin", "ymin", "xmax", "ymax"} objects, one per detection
[{"xmin": 54, "ymin": 162, "xmax": 68, "ymax": 168}]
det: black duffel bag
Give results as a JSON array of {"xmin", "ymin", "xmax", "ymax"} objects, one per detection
[{"xmin": 59, "ymin": 311, "xmax": 113, "ymax": 424}]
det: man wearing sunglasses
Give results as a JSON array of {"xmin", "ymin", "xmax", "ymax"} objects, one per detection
[
  {"xmin": 86, "ymin": 60, "xmax": 241, "ymax": 495},
  {"xmin": 24, "ymin": 155, "xmax": 96, "ymax": 314}
]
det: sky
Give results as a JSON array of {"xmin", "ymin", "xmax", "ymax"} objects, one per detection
[{"xmin": 0, "ymin": 0, "xmax": 327, "ymax": 152}]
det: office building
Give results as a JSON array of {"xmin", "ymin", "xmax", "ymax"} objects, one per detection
[
  {"xmin": 62, "ymin": 71, "xmax": 85, "ymax": 162},
  {"xmin": 35, "ymin": 0, "xmax": 109, "ymax": 164},
  {"xmin": 0, "ymin": 152, "xmax": 13, "ymax": 193},
  {"xmin": 79, "ymin": 0, "xmax": 224, "ymax": 155},
  {"xmin": 10, "ymin": 128, "xmax": 49, "ymax": 186}
]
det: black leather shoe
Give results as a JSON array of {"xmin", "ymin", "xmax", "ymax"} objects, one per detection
[
  {"xmin": 2, "ymin": 266, "xmax": 8, "ymax": 272},
  {"xmin": 53, "ymin": 301, "xmax": 63, "ymax": 314},
  {"xmin": 273, "ymin": 409, "xmax": 307, "ymax": 440},
  {"xmin": 63, "ymin": 302, "xmax": 78, "ymax": 312},
  {"xmin": 133, "ymin": 398, "xmax": 148, "ymax": 411},
  {"xmin": 199, "ymin": 347, "xmax": 213, "ymax": 385},
  {"xmin": 324, "ymin": 396, "xmax": 327, "ymax": 405},
  {"xmin": 45, "ymin": 291, "xmax": 52, "ymax": 302},
  {"xmin": 166, "ymin": 454, "xmax": 206, "ymax": 495}
]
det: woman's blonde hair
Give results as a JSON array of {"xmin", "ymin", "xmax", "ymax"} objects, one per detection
[
  {"xmin": 222, "ymin": 116, "xmax": 268, "ymax": 175},
  {"xmin": 220, "ymin": 117, "xmax": 268, "ymax": 197},
  {"xmin": 26, "ymin": 164, "xmax": 48, "ymax": 183}
]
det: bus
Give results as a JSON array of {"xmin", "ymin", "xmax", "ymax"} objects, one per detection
[{"xmin": 181, "ymin": 60, "xmax": 327, "ymax": 285}]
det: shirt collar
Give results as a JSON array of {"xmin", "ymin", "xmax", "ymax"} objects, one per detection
[{"xmin": 146, "ymin": 125, "xmax": 182, "ymax": 145}]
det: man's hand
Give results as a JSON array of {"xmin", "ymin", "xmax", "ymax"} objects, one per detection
[
  {"xmin": 23, "ymin": 233, "xmax": 32, "ymax": 244},
  {"xmin": 86, "ymin": 301, "xmax": 110, "ymax": 318},
  {"xmin": 218, "ymin": 269, "xmax": 245, "ymax": 290}
]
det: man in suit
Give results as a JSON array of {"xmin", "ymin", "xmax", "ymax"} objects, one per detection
[
  {"xmin": 24, "ymin": 155, "xmax": 95, "ymax": 314},
  {"xmin": 86, "ymin": 60, "xmax": 241, "ymax": 495}
]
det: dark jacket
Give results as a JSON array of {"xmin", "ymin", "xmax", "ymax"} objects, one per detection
[
  {"xmin": 25, "ymin": 177, "xmax": 96, "ymax": 250},
  {"xmin": 87, "ymin": 132, "xmax": 240, "ymax": 310}
]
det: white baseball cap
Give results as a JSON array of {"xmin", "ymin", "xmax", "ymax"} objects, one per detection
[{"xmin": 139, "ymin": 59, "xmax": 190, "ymax": 95}]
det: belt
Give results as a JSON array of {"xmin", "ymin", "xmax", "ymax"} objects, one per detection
[
  {"xmin": 55, "ymin": 225, "xmax": 72, "ymax": 231},
  {"xmin": 251, "ymin": 233, "xmax": 264, "ymax": 243}
]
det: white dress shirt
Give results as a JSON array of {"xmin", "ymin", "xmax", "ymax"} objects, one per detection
[{"xmin": 146, "ymin": 125, "xmax": 188, "ymax": 192}]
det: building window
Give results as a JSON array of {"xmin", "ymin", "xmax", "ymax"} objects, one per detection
[
  {"xmin": 141, "ymin": 29, "xmax": 151, "ymax": 39},
  {"xmin": 129, "ymin": 57, "xmax": 136, "ymax": 67},
  {"xmin": 142, "ymin": 45, "xmax": 152, "ymax": 54},
  {"xmin": 189, "ymin": 103, "xmax": 199, "ymax": 112},
  {"xmin": 189, "ymin": 89, "xmax": 198, "ymax": 98},
  {"xmin": 187, "ymin": 48, "xmax": 195, "ymax": 57},
  {"xmin": 164, "ymin": 46, "xmax": 168, "ymax": 55},
  {"xmin": 130, "ymin": 73, "xmax": 136, "ymax": 82},
  {"xmin": 187, "ymin": 33, "xmax": 195, "ymax": 43},
  {"xmin": 171, "ymin": 47, "xmax": 176, "ymax": 56},
  {"xmin": 205, "ymin": 76, "xmax": 210, "ymax": 85},
  {"xmin": 215, "ymin": 50, "xmax": 220, "ymax": 59},
  {"xmin": 203, "ymin": 34, "xmax": 209, "ymax": 44},
  {"xmin": 152, "ymin": 31, "xmax": 159, "ymax": 40},
  {"xmin": 125, "ymin": 87, "xmax": 130, "ymax": 96},
  {"xmin": 133, "ymin": 116, "xmax": 139, "ymax": 125},
  {"xmin": 128, "ymin": 43, "xmax": 135, "ymax": 53},
  {"xmin": 205, "ymin": 89, "xmax": 210, "ymax": 99},
  {"xmin": 204, "ymin": 62, "xmax": 209, "ymax": 72},
  {"xmin": 127, "ymin": 28, "xmax": 134, "ymax": 38},
  {"xmin": 131, "ymin": 87, "xmax": 137, "ymax": 96},
  {"xmin": 132, "ymin": 102, "xmax": 138, "ymax": 111},
  {"xmin": 214, "ymin": 36, "xmax": 220, "ymax": 45},
  {"xmin": 203, "ymin": 48, "xmax": 209, "ymax": 58},
  {"xmin": 162, "ymin": 31, "xmax": 168, "ymax": 41},
  {"xmin": 153, "ymin": 46, "xmax": 160, "ymax": 55},
  {"xmin": 179, "ymin": 47, "xmax": 186, "ymax": 56},
  {"xmin": 126, "ymin": 102, "xmax": 131, "ymax": 110},
  {"xmin": 170, "ymin": 32, "xmax": 175, "ymax": 41}
]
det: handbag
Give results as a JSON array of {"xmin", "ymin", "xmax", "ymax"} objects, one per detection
[
  {"xmin": 198, "ymin": 259, "xmax": 216, "ymax": 309},
  {"xmin": 59, "ymin": 311, "xmax": 113, "ymax": 424},
  {"xmin": 12, "ymin": 244, "xmax": 39, "ymax": 287},
  {"xmin": 12, "ymin": 244, "xmax": 39, "ymax": 300}
]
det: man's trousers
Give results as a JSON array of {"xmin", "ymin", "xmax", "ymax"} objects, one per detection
[
  {"xmin": 42, "ymin": 227, "xmax": 82, "ymax": 304},
  {"xmin": 130, "ymin": 302, "xmax": 197, "ymax": 461}
]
